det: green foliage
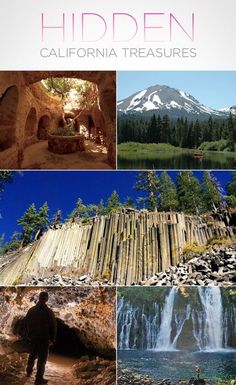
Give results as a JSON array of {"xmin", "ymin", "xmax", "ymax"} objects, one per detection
[
  {"xmin": 118, "ymin": 113, "xmax": 236, "ymax": 150},
  {"xmin": 198, "ymin": 139, "xmax": 230, "ymax": 151},
  {"xmin": 106, "ymin": 190, "xmax": 122, "ymax": 214},
  {"xmin": 118, "ymin": 142, "xmax": 183, "ymax": 153},
  {"xmin": 97, "ymin": 199, "xmax": 106, "ymax": 216},
  {"xmin": 75, "ymin": 81, "xmax": 97, "ymax": 109},
  {"xmin": 118, "ymin": 287, "xmax": 170, "ymax": 313},
  {"xmin": 68, "ymin": 198, "xmax": 88, "ymax": 221},
  {"xmin": 124, "ymin": 196, "xmax": 136, "ymax": 209},
  {"xmin": 177, "ymin": 171, "xmax": 202, "ymax": 214},
  {"xmin": 50, "ymin": 126, "xmax": 75, "ymax": 136},
  {"xmin": 43, "ymin": 78, "xmax": 76, "ymax": 102},
  {"xmin": 0, "ymin": 232, "xmax": 21, "ymax": 255},
  {"xmin": 158, "ymin": 171, "xmax": 178, "ymax": 211},
  {"xmin": 226, "ymin": 172, "xmax": 236, "ymax": 208},
  {"xmin": 51, "ymin": 210, "xmax": 62, "ymax": 227},
  {"xmin": 202, "ymin": 171, "xmax": 223, "ymax": 211},
  {"xmin": 17, "ymin": 202, "xmax": 49, "ymax": 246},
  {"xmin": 134, "ymin": 171, "xmax": 159, "ymax": 212},
  {"xmin": 37, "ymin": 202, "xmax": 49, "ymax": 232}
]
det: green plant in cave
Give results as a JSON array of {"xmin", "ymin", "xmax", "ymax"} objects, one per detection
[
  {"xmin": 50, "ymin": 126, "xmax": 75, "ymax": 136},
  {"xmin": 75, "ymin": 81, "xmax": 98, "ymax": 109}
]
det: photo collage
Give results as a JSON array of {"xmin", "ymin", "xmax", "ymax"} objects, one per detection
[{"xmin": 0, "ymin": 70, "xmax": 235, "ymax": 385}]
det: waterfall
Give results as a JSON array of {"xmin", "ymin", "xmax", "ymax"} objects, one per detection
[
  {"xmin": 118, "ymin": 302, "xmax": 135, "ymax": 349},
  {"xmin": 155, "ymin": 287, "xmax": 178, "ymax": 350},
  {"xmin": 118, "ymin": 287, "xmax": 233, "ymax": 352},
  {"xmin": 142, "ymin": 303, "xmax": 159, "ymax": 349},
  {"xmin": 197, "ymin": 287, "xmax": 224, "ymax": 351}
]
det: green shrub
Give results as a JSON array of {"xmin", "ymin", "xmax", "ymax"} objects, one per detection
[
  {"xmin": 50, "ymin": 126, "xmax": 75, "ymax": 136},
  {"xmin": 198, "ymin": 139, "xmax": 230, "ymax": 152}
]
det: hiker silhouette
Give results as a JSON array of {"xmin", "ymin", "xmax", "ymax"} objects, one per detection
[{"xmin": 25, "ymin": 291, "xmax": 57, "ymax": 385}]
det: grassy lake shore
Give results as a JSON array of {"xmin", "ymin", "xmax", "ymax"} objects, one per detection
[{"xmin": 117, "ymin": 142, "xmax": 236, "ymax": 169}]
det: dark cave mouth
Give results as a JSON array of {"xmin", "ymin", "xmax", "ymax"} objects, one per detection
[
  {"xmin": 51, "ymin": 318, "xmax": 94, "ymax": 358},
  {"xmin": 11, "ymin": 316, "xmax": 96, "ymax": 359}
]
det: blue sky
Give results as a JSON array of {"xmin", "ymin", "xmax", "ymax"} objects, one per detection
[
  {"xmin": 117, "ymin": 71, "xmax": 236, "ymax": 109},
  {"xmin": 0, "ymin": 171, "xmax": 232, "ymax": 241}
]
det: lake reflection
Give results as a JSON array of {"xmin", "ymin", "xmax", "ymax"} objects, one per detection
[{"xmin": 118, "ymin": 151, "xmax": 236, "ymax": 169}]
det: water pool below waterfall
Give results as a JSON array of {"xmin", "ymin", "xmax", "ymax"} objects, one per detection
[{"xmin": 119, "ymin": 350, "xmax": 236, "ymax": 383}]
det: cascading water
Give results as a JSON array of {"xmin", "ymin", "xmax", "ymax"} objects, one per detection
[
  {"xmin": 197, "ymin": 287, "xmax": 224, "ymax": 351},
  {"xmin": 155, "ymin": 287, "xmax": 178, "ymax": 350},
  {"xmin": 118, "ymin": 301, "xmax": 136, "ymax": 350},
  {"xmin": 118, "ymin": 287, "xmax": 235, "ymax": 352}
]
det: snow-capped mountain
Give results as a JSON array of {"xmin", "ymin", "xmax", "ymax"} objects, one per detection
[
  {"xmin": 219, "ymin": 105, "xmax": 236, "ymax": 115},
  {"xmin": 117, "ymin": 85, "xmax": 235, "ymax": 120}
]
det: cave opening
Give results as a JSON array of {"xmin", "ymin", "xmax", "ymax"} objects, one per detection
[
  {"xmin": 51, "ymin": 318, "xmax": 94, "ymax": 358},
  {"xmin": 12, "ymin": 316, "xmax": 96, "ymax": 359}
]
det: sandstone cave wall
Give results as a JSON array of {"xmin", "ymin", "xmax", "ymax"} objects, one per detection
[
  {"xmin": 0, "ymin": 287, "xmax": 116, "ymax": 357},
  {"xmin": 0, "ymin": 211, "xmax": 233, "ymax": 286},
  {"xmin": 0, "ymin": 71, "xmax": 63, "ymax": 168},
  {"xmin": 0, "ymin": 71, "xmax": 116, "ymax": 168}
]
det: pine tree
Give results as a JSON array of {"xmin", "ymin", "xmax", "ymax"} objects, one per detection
[
  {"xmin": 226, "ymin": 172, "xmax": 236, "ymax": 208},
  {"xmin": 0, "ymin": 231, "xmax": 21, "ymax": 255},
  {"xmin": 124, "ymin": 196, "xmax": 136, "ymax": 208},
  {"xmin": 68, "ymin": 198, "xmax": 88, "ymax": 221},
  {"xmin": 158, "ymin": 171, "xmax": 178, "ymax": 211},
  {"xmin": 35, "ymin": 202, "xmax": 49, "ymax": 239},
  {"xmin": 51, "ymin": 210, "xmax": 63, "ymax": 227},
  {"xmin": 177, "ymin": 172, "xmax": 202, "ymax": 214},
  {"xmin": 18, "ymin": 203, "xmax": 38, "ymax": 245},
  {"xmin": 148, "ymin": 114, "xmax": 158, "ymax": 143},
  {"xmin": 134, "ymin": 171, "xmax": 159, "ymax": 211},
  {"xmin": 106, "ymin": 191, "xmax": 121, "ymax": 214},
  {"xmin": 202, "ymin": 172, "xmax": 222, "ymax": 212},
  {"xmin": 97, "ymin": 199, "xmax": 106, "ymax": 216}
]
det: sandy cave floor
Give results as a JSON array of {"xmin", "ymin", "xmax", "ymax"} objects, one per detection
[
  {"xmin": 2, "ymin": 354, "xmax": 80, "ymax": 385},
  {"xmin": 21, "ymin": 140, "xmax": 111, "ymax": 170}
]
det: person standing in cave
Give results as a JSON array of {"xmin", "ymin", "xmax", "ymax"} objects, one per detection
[{"xmin": 25, "ymin": 291, "xmax": 57, "ymax": 385}]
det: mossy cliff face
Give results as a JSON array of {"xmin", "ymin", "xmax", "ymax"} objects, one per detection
[
  {"xmin": 0, "ymin": 287, "xmax": 116, "ymax": 358},
  {"xmin": 0, "ymin": 211, "xmax": 233, "ymax": 285}
]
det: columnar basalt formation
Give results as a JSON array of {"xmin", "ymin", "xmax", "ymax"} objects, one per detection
[
  {"xmin": 0, "ymin": 71, "xmax": 116, "ymax": 168},
  {"xmin": 0, "ymin": 211, "xmax": 233, "ymax": 286}
]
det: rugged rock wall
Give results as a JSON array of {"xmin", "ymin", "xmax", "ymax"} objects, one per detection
[
  {"xmin": 0, "ymin": 72, "xmax": 63, "ymax": 168},
  {"xmin": 0, "ymin": 287, "xmax": 116, "ymax": 357},
  {"xmin": 0, "ymin": 211, "xmax": 233, "ymax": 286}
]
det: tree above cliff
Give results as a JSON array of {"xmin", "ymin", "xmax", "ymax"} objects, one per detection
[{"xmin": 134, "ymin": 171, "xmax": 159, "ymax": 212}]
